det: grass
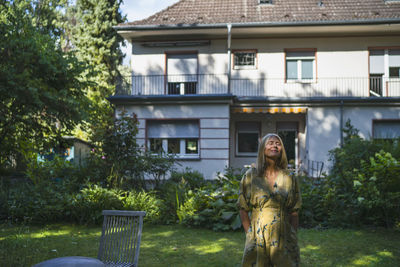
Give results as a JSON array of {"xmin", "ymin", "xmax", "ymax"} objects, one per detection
[{"xmin": 1, "ymin": 224, "xmax": 399, "ymax": 267}]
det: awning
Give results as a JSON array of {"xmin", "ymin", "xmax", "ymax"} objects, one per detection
[{"xmin": 232, "ymin": 107, "xmax": 307, "ymax": 114}]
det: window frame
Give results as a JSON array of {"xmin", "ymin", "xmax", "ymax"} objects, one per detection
[
  {"xmin": 372, "ymin": 119, "xmax": 400, "ymax": 140},
  {"xmin": 284, "ymin": 49, "xmax": 317, "ymax": 83},
  {"xmin": 235, "ymin": 121, "xmax": 261, "ymax": 157},
  {"xmin": 146, "ymin": 119, "xmax": 200, "ymax": 159},
  {"xmin": 232, "ymin": 49, "xmax": 258, "ymax": 70}
]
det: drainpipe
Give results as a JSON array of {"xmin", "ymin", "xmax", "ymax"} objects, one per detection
[
  {"xmin": 340, "ymin": 100, "xmax": 344, "ymax": 147},
  {"xmin": 227, "ymin": 24, "xmax": 232, "ymax": 94}
]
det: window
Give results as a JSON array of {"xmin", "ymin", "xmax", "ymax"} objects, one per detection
[
  {"xmin": 236, "ymin": 122, "xmax": 260, "ymax": 156},
  {"xmin": 285, "ymin": 50, "xmax": 316, "ymax": 81},
  {"xmin": 259, "ymin": 0, "xmax": 272, "ymax": 4},
  {"xmin": 167, "ymin": 53, "xmax": 198, "ymax": 95},
  {"xmin": 373, "ymin": 121, "xmax": 400, "ymax": 139},
  {"xmin": 369, "ymin": 48, "xmax": 400, "ymax": 96},
  {"xmin": 147, "ymin": 120, "xmax": 199, "ymax": 158},
  {"xmin": 233, "ymin": 50, "xmax": 257, "ymax": 69}
]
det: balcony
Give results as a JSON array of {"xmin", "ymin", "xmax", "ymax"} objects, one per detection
[{"xmin": 115, "ymin": 74, "xmax": 400, "ymax": 98}]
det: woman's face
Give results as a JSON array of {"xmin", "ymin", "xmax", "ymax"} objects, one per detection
[{"xmin": 264, "ymin": 136, "xmax": 282, "ymax": 160}]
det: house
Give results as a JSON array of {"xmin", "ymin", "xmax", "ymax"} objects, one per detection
[
  {"xmin": 111, "ymin": 0, "xmax": 400, "ymax": 179},
  {"xmin": 38, "ymin": 136, "xmax": 91, "ymax": 166}
]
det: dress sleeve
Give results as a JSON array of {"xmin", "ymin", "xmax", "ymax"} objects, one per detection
[
  {"xmin": 288, "ymin": 175, "xmax": 302, "ymax": 214},
  {"xmin": 237, "ymin": 169, "xmax": 253, "ymax": 211}
]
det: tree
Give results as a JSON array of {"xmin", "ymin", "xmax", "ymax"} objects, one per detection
[
  {"xmin": 0, "ymin": 0, "xmax": 89, "ymax": 172},
  {"xmin": 71, "ymin": 0, "xmax": 126, "ymax": 142}
]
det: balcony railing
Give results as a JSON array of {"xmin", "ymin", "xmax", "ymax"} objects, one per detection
[{"xmin": 115, "ymin": 74, "xmax": 400, "ymax": 98}]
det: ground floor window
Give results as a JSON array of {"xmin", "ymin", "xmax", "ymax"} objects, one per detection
[
  {"xmin": 373, "ymin": 120, "xmax": 400, "ymax": 140},
  {"xmin": 236, "ymin": 122, "xmax": 260, "ymax": 156},
  {"xmin": 147, "ymin": 120, "xmax": 199, "ymax": 158}
]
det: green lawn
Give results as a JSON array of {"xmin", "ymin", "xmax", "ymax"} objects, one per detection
[{"xmin": 1, "ymin": 224, "xmax": 399, "ymax": 267}]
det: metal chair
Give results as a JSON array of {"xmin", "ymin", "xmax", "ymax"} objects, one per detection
[{"xmin": 98, "ymin": 210, "xmax": 146, "ymax": 267}]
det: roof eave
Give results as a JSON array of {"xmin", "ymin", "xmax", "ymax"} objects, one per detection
[{"xmin": 114, "ymin": 18, "xmax": 400, "ymax": 31}]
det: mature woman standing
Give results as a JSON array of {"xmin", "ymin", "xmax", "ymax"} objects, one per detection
[{"xmin": 237, "ymin": 134, "xmax": 301, "ymax": 267}]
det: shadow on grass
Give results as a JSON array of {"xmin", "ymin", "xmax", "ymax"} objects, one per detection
[{"xmin": 1, "ymin": 224, "xmax": 399, "ymax": 267}]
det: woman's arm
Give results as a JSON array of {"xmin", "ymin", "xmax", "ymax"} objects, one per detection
[
  {"xmin": 289, "ymin": 212, "xmax": 299, "ymax": 231},
  {"xmin": 239, "ymin": 209, "xmax": 251, "ymax": 233}
]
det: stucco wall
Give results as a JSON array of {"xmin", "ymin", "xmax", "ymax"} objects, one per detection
[
  {"xmin": 116, "ymin": 104, "xmax": 230, "ymax": 179},
  {"xmin": 307, "ymin": 105, "xmax": 400, "ymax": 173}
]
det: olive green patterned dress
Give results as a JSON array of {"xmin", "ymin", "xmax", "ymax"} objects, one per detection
[{"xmin": 237, "ymin": 168, "xmax": 301, "ymax": 267}]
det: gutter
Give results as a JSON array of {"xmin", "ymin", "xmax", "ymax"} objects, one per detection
[
  {"xmin": 234, "ymin": 96, "xmax": 400, "ymax": 105},
  {"xmin": 113, "ymin": 18, "xmax": 400, "ymax": 31},
  {"xmin": 108, "ymin": 94, "xmax": 234, "ymax": 105}
]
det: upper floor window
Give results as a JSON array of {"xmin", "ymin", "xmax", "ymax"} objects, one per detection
[
  {"xmin": 147, "ymin": 120, "xmax": 200, "ymax": 158},
  {"xmin": 166, "ymin": 53, "xmax": 198, "ymax": 95},
  {"xmin": 236, "ymin": 121, "xmax": 260, "ymax": 156},
  {"xmin": 233, "ymin": 50, "xmax": 257, "ymax": 69},
  {"xmin": 369, "ymin": 48, "xmax": 400, "ymax": 96},
  {"xmin": 259, "ymin": 0, "xmax": 273, "ymax": 4},
  {"xmin": 373, "ymin": 120, "xmax": 400, "ymax": 140},
  {"xmin": 285, "ymin": 50, "xmax": 316, "ymax": 82}
]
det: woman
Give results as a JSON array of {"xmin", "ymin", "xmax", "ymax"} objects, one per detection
[{"xmin": 237, "ymin": 133, "xmax": 301, "ymax": 267}]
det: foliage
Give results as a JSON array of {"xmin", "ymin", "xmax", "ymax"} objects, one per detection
[
  {"xmin": 313, "ymin": 120, "xmax": 400, "ymax": 228},
  {"xmin": 6, "ymin": 182, "xmax": 73, "ymax": 224},
  {"xmin": 176, "ymin": 168, "xmax": 244, "ymax": 231},
  {"xmin": 353, "ymin": 150, "xmax": 400, "ymax": 227},
  {"xmin": 0, "ymin": 0, "xmax": 89, "ymax": 173},
  {"xmin": 72, "ymin": 0, "xmax": 126, "ymax": 139},
  {"xmin": 170, "ymin": 168, "xmax": 206, "ymax": 190},
  {"xmin": 124, "ymin": 191, "xmax": 164, "ymax": 223},
  {"xmin": 71, "ymin": 185, "xmax": 124, "ymax": 225}
]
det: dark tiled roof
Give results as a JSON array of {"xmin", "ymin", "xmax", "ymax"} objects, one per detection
[{"xmin": 120, "ymin": 0, "xmax": 400, "ymax": 27}]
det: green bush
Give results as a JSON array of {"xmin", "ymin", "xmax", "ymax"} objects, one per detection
[
  {"xmin": 353, "ymin": 150, "xmax": 400, "ymax": 227},
  {"xmin": 170, "ymin": 168, "xmax": 205, "ymax": 190},
  {"xmin": 6, "ymin": 182, "xmax": 72, "ymax": 224},
  {"xmin": 70, "ymin": 185, "xmax": 124, "ymax": 225},
  {"xmin": 123, "ymin": 191, "xmax": 164, "ymax": 223},
  {"xmin": 177, "ymin": 168, "xmax": 244, "ymax": 231}
]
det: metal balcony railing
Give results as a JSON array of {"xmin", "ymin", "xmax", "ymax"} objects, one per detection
[{"xmin": 115, "ymin": 74, "xmax": 400, "ymax": 97}]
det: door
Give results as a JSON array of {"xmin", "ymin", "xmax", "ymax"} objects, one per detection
[{"xmin": 277, "ymin": 122, "xmax": 298, "ymax": 167}]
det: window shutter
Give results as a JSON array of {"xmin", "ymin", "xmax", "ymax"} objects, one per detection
[
  {"xmin": 167, "ymin": 54, "xmax": 197, "ymax": 82},
  {"xmin": 374, "ymin": 122, "xmax": 400, "ymax": 139},
  {"xmin": 369, "ymin": 50, "xmax": 385, "ymax": 74},
  {"xmin": 389, "ymin": 49, "xmax": 400, "ymax": 67},
  {"xmin": 148, "ymin": 121, "xmax": 199, "ymax": 138}
]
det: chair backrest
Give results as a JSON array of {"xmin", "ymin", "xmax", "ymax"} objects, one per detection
[{"xmin": 98, "ymin": 210, "xmax": 146, "ymax": 267}]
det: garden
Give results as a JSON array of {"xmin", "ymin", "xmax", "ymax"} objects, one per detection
[{"xmin": 1, "ymin": 122, "xmax": 400, "ymax": 266}]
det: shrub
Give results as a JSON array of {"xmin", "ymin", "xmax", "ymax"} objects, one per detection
[
  {"xmin": 170, "ymin": 168, "xmax": 205, "ymax": 190},
  {"xmin": 177, "ymin": 168, "xmax": 244, "ymax": 231},
  {"xmin": 123, "ymin": 191, "xmax": 164, "ymax": 223},
  {"xmin": 70, "ymin": 185, "xmax": 124, "ymax": 225},
  {"xmin": 6, "ymin": 182, "xmax": 72, "ymax": 224}
]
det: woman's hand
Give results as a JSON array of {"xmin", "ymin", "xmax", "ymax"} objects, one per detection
[
  {"xmin": 239, "ymin": 209, "xmax": 251, "ymax": 233},
  {"xmin": 289, "ymin": 212, "xmax": 299, "ymax": 231}
]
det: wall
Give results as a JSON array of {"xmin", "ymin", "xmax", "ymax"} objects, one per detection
[{"xmin": 306, "ymin": 105, "xmax": 400, "ymax": 173}]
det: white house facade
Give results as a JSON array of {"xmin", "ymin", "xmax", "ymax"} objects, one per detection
[{"xmin": 111, "ymin": 0, "xmax": 400, "ymax": 179}]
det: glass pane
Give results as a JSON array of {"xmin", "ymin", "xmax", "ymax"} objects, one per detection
[
  {"xmin": 389, "ymin": 67, "xmax": 400, "ymax": 78},
  {"xmin": 301, "ymin": 60, "xmax": 313, "ymax": 79},
  {"xmin": 286, "ymin": 60, "xmax": 297, "ymax": 80},
  {"xmin": 185, "ymin": 139, "xmax": 198, "ymax": 154},
  {"xmin": 184, "ymin": 82, "xmax": 197, "ymax": 94},
  {"xmin": 238, "ymin": 132, "xmax": 259, "ymax": 153},
  {"xmin": 234, "ymin": 52, "xmax": 255, "ymax": 66},
  {"xmin": 168, "ymin": 83, "xmax": 180, "ymax": 94},
  {"xmin": 149, "ymin": 138, "xmax": 163, "ymax": 153},
  {"xmin": 374, "ymin": 122, "xmax": 400, "ymax": 139},
  {"xmin": 278, "ymin": 131, "xmax": 296, "ymax": 164},
  {"xmin": 167, "ymin": 139, "xmax": 180, "ymax": 154}
]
